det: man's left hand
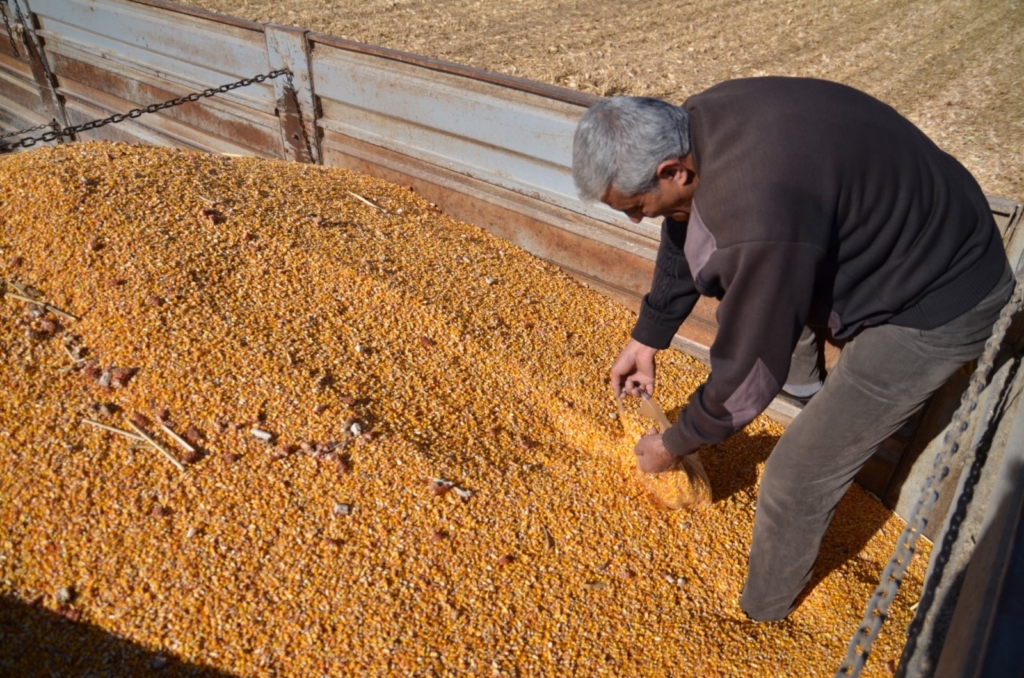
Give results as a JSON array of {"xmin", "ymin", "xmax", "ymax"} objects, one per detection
[{"xmin": 634, "ymin": 427, "xmax": 678, "ymax": 473}]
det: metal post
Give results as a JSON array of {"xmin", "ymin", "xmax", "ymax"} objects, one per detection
[
  {"xmin": 265, "ymin": 24, "xmax": 320, "ymax": 164},
  {"xmin": 9, "ymin": 0, "xmax": 70, "ymax": 137}
]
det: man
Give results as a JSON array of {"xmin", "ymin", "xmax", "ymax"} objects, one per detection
[{"xmin": 571, "ymin": 77, "xmax": 1014, "ymax": 621}]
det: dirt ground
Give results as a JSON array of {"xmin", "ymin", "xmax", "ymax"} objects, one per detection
[{"xmin": 180, "ymin": 0, "xmax": 1024, "ymax": 204}]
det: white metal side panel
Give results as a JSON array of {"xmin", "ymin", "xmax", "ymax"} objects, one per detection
[
  {"xmin": 23, "ymin": 0, "xmax": 285, "ymax": 156},
  {"xmin": 30, "ymin": 0, "xmax": 272, "ymax": 96},
  {"xmin": 312, "ymin": 43, "xmax": 658, "ymax": 241},
  {"xmin": 38, "ymin": 21, "xmax": 276, "ymax": 112}
]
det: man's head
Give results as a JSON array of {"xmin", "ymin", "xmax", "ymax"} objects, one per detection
[{"xmin": 572, "ymin": 96, "xmax": 697, "ymax": 223}]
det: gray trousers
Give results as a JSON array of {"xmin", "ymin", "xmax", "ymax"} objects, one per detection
[{"xmin": 740, "ymin": 273, "xmax": 1015, "ymax": 621}]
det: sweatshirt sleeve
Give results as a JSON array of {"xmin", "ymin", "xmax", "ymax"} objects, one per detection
[
  {"xmin": 661, "ymin": 240, "xmax": 824, "ymax": 457},
  {"xmin": 631, "ymin": 218, "xmax": 701, "ymax": 349}
]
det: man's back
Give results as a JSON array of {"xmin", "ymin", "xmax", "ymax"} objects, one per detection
[{"xmin": 683, "ymin": 76, "xmax": 1004, "ymax": 337}]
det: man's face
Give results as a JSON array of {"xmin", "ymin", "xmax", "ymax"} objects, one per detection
[{"xmin": 600, "ymin": 157, "xmax": 698, "ymax": 224}]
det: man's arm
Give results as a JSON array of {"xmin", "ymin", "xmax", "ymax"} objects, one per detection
[
  {"xmin": 661, "ymin": 240, "xmax": 823, "ymax": 457},
  {"xmin": 631, "ymin": 218, "xmax": 701, "ymax": 349}
]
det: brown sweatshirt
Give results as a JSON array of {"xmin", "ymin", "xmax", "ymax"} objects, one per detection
[{"xmin": 630, "ymin": 77, "xmax": 1010, "ymax": 458}]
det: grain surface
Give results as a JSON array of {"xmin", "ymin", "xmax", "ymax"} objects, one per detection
[{"xmin": 0, "ymin": 142, "xmax": 927, "ymax": 677}]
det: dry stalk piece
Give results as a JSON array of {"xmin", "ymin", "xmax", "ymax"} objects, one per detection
[
  {"xmin": 80, "ymin": 418, "xmax": 146, "ymax": 442},
  {"xmin": 159, "ymin": 421, "xmax": 196, "ymax": 454},
  {"xmin": 345, "ymin": 190, "xmax": 386, "ymax": 212},
  {"xmin": 8, "ymin": 280, "xmax": 42, "ymax": 297},
  {"xmin": 62, "ymin": 344, "xmax": 86, "ymax": 364},
  {"xmin": 127, "ymin": 421, "xmax": 186, "ymax": 472},
  {"xmin": 3, "ymin": 291, "xmax": 79, "ymax": 322}
]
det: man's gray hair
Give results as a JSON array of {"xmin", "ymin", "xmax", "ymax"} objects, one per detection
[{"xmin": 572, "ymin": 97, "xmax": 691, "ymax": 201}]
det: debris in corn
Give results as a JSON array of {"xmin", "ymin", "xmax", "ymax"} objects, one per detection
[{"xmin": 0, "ymin": 142, "xmax": 928, "ymax": 676}]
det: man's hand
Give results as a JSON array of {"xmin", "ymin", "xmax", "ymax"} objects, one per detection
[
  {"xmin": 634, "ymin": 427, "xmax": 678, "ymax": 473},
  {"xmin": 610, "ymin": 339, "xmax": 658, "ymax": 398}
]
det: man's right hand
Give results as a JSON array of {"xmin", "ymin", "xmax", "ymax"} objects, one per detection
[{"xmin": 610, "ymin": 339, "xmax": 658, "ymax": 399}]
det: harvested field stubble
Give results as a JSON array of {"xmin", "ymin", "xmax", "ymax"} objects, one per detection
[
  {"xmin": 1, "ymin": 142, "xmax": 927, "ymax": 676},
  {"xmin": 183, "ymin": 0, "xmax": 1024, "ymax": 203}
]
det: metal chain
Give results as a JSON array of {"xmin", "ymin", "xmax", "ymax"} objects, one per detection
[
  {"xmin": 0, "ymin": 0, "xmax": 18, "ymax": 58},
  {"xmin": 0, "ymin": 118, "xmax": 52, "ymax": 140},
  {"xmin": 0, "ymin": 69, "xmax": 289, "ymax": 153},
  {"xmin": 835, "ymin": 277, "xmax": 1024, "ymax": 676}
]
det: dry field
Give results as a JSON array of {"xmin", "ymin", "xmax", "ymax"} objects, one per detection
[{"xmin": 181, "ymin": 0, "xmax": 1024, "ymax": 203}]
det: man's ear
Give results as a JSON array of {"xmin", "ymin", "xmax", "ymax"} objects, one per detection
[{"xmin": 655, "ymin": 157, "xmax": 694, "ymax": 186}]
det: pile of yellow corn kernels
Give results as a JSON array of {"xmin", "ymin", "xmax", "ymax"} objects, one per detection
[{"xmin": 0, "ymin": 142, "xmax": 927, "ymax": 676}]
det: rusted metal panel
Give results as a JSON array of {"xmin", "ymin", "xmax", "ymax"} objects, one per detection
[
  {"xmin": 265, "ymin": 24, "xmax": 316, "ymax": 163},
  {"xmin": 0, "ymin": 48, "xmax": 31, "ymax": 77},
  {"xmin": 988, "ymin": 194, "xmax": 1019, "ymax": 234},
  {"xmin": 62, "ymin": 99, "xmax": 156, "ymax": 144},
  {"xmin": 0, "ymin": 64, "xmax": 41, "ymax": 109},
  {"xmin": 50, "ymin": 50, "xmax": 281, "ymax": 154},
  {"xmin": 60, "ymin": 75, "xmax": 266, "ymax": 153},
  {"xmin": 0, "ymin": 36, "xmax": 17, "ymax": 61}
]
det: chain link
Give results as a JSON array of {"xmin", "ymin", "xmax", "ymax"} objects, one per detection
[
  {"xmin": 835, "ymin": 277, "xmax": 1024, "ymax": 676},
  {"xmin": 0, "ymin": 69, "xmax": 289, "ymax": 153},
  {"xmin": 0, "ymin": 118, "xmax": 53, "ymax": 140}
]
